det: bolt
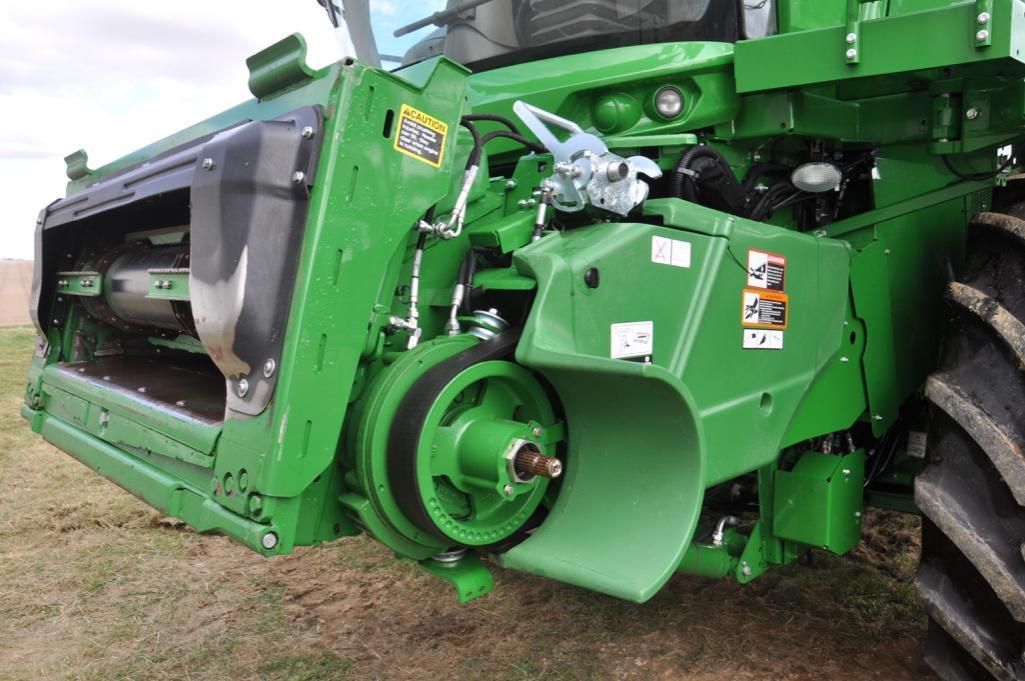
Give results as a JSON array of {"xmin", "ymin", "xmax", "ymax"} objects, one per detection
[
  {"xmin": 741, "ymin": 561, "xmax": 752, "ymax": 577},
  {"xmin": 966, "ymin": 107, "xmax": 980, "ymax": 120},
  {"xmin": 978, "ymin": 11, "xmax": 990, "ymax": 23},
  {"xmin": 842, "ymin": 468, "xmax": 851, "ymax": 476},
  {"xmin": 845, "ymin": 32, "xmax": 857, "ymax": 44},
  {"xmin": 137, "ymin": 386, "xmax": 147, "ymax": 393},
  {"xmin": 840, "ymin": 356, "xmax": 849, "ymax": 363},
  {"xmin": 263, "ymin": 358, "xmax": 276, "ymax": 378},
  {"xmin": 502, "ymin": 484, "xmax": 514, "ymax": 496},
  {"xmin": 237, "ymin": 378, "xmax": 249, "ymax": 398},
  {"xmin": 845, "ymin": 48, "xmax": 858, "ymax": 60},
  {"xmin": 855, "ymin": 511, "xmax": 862, "ymax": 519},
  {"xmin": 884, "ymin": 248, "xmax": 891, "ymax": 255},
  {"xmin": 261, "ymin": 532, "xmax": 278, "ymax": 550},
  {"xmin": 874, "ymin": 414, "xmax": 883, "ymax": 421},
  {"xmin": 505, "ymin": 179, "xmax": 517, "ymax": 190},
  {"xmin": 202, "ymin": 157, "xmax": 214, "ymax": 170},
  {"xmin": 517, "ymin": 199, "xmax": 528, "ymax": 208},
  {"xmin": 98, "ymin": 411, "xmax": 110, "ymax": 427},
  {"xmin": 175, "ymin": 400, "xmax": 187, "ymax": 407},
  {"xmin": 977, "ymin": 29, "xmax": 990, "ymax": 41},
  {"xmin": 301, "ymin": 125, "xmax": 315, "ymax": 139},
  {"xmin": 526, "ymin": 198, "xmax": 537, "ymax": 207},
  {"xmin": 291, "ymin": 170, "xmax": 306, "ymax": 184},
  {"xmin": 531, "ymin": 426, "xmax": 542, "ymax": 437}
]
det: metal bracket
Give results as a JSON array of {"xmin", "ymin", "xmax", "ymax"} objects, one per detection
[
  {"xmin": 844, "ymin": 0, "xmax": 862, "ymax": 65},
  {"xmin": 55, "ymin": 271, "xmax": 102, "ymax": 297},
  {"xmin": 975, "ymin": 0, "xmax": 994, "ymax": 48},
  {"xmin": 146, "ymin": 268, "xmax": 190, "ymax": 301}
]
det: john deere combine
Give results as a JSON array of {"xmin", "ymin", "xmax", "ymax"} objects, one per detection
[{"xmin": 22, "ymin": 0, "xmax": 1025, "ymax": 677}]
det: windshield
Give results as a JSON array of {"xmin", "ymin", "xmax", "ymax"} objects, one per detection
[{"xmin": 326, "ymin": 0, "xmax": 772, "ymax": 72}]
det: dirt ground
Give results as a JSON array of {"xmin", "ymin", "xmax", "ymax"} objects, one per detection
[
  {"xmin": 0, "ymin": 260, "xmax": 32, "ymax": 326},
  {"xmin": 0, "ymin": 325, "xmax": 937, "ymax": 680}
]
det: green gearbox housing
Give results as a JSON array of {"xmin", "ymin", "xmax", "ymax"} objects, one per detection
[{"xmin": 19, "ymin": 0, "xmax": 1025, "ymax": 613}]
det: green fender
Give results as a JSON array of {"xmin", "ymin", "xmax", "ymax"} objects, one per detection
[{"xmin": 501, "ymin": 228, "xmax": 705, "ymax": 602}]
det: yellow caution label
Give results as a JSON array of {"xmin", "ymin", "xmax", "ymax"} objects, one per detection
[{"xmin": 393, "ymin": 104, "xmax": 448, "ymax": 168}]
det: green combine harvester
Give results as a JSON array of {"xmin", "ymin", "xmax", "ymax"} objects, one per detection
[{"xmin": 23, "ymin": 0, "xmax": 1025, "ymax": 676}]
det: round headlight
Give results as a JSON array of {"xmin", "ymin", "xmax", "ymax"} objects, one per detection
[
  {"xmin": 654, "ymin": 86, "xmax": 684, "ymax": 119},
  {"xmin": 791, "ymin": 162, "xmax": 843, "ymax": 193}
]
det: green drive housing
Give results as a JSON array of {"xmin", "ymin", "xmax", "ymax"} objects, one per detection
[{"xmin": 20, "ymin": 0, "xmax": 1025, "ymax": 626}]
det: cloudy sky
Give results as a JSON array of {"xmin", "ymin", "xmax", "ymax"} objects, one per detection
[{"xmin": 0, "ymin": 0, "xmax": 442, "ymax": 259}]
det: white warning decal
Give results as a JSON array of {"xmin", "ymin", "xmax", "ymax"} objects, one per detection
[
  {"xmin": 743, "ymin": 329, "xmax": 784, "ymax": 350},
  {"xmin": 611, "ymin": 321, "xmax": 653, "ymax": 359},
  {"xmin": 747, "ymin": 249, "xmax": 786, "ymax": 291},
  {"xmin": 651, "ymin": 235, "xmax": 691, "ymax": 268}
]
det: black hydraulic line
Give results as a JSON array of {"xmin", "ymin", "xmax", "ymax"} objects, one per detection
[
  {"xmin": 741, "ymin": 162, "xmax": 790, "ymax": 194},
  {"xmin": 463, "ymin": 113, "xmax": 525, "ymax": 136},
  {"xmin": 671, "ymin": 146, "xmax": 728, "ymax": 201},
  {"xmin": 942, "ymin": 154, "xmax": 1013, "ymax": 181}
]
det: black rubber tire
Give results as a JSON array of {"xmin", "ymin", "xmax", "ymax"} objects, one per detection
[{"xmin": 920, "ymin": 210, "xmax": 1025, "ymax": 680}]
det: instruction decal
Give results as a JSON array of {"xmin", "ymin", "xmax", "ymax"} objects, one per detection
[
  {"xmin": 742, "ymin": 289, "xmax": 788, "ymax": 329},
  {"xmin": 394, "ymin": 104, "xmax": 448, "ymax": 168},
  {"xmin": 747, "ymin": 249, "xmax": 786, "ymax": 291},
  {"xmin": 651, "ymin": 235, "xmax": 691, "ymax": 268},
  {"xmin": 743, "ymin": 329, "xmax": 784, "ymax": 350},
  {"xmin": 610, "ymin": 321, "xmax": 653, "ymax": 359}
]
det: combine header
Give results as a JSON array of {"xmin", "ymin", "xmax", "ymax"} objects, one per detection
[{"xmin": 22, "ymin": 1, "xmax": 1025, "ymax": 677}]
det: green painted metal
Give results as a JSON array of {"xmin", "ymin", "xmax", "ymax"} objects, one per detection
[
  {"xmin": 23, "ymin": 0, "xmax": 1025, "ymax": 604},
  {"xmin": 55, "ymin": 271, "xmax": 102, "ymax": 298},
  {"xmin": 146, "ymin": 269, "xmax": 189, "ymax": 301},
  {"xmin": 774, "ymin": 450, "xmax": 865, "ymax": 554},
  {"xmin": 246, "ymin": 33, "xmax": 316, "ymax": 100}
]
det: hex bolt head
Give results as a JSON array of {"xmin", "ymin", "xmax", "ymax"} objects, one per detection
[
  {"xmin": 531, "ymin": 426, "xmax": 542, "ymax": 437},
  {"xmin": 505, "ymin": 179, "xmax": 517, "ymax": 190},
  {"xmin": 291, "ymin": 170, "xmax": 306, "ymax": 185},
  {"xmin": 202, "ymin": 157, "xmax": 215, "ymax": 170},
  {"xmin": 845, "ymin": 48, "xmax": 858, "ymax": 60},
  {"xmin": 502, "ymin": 484, "xmax": 514, "ymax": 496},
  {"xmin": 263, "ymin": 359, "xmax": 276, "ymax": 378},
  {"xmin": 842, "ymin": 468, "xmax": 851, "ymax": 476},
  {"xmin": 977, "ymin": 29, "xmax": 990, "ymax": 41},
  {"xmin": 237, "ymin": 378, "xmax": 249, "ymax": 398},
  {"xmin": 261, "ymin": 532, "xmax": 278, "ymax": 550},
  {"xmin": 741, "ymin": 561, "xmax": 752, "ymax": 577},
  {"xmin": 845, "ymin": 32, "xmax": 857, "ymax": 44},
  {"xmin": 301, "ymin": 125, "xmax": 315, "ymax": 139},
  {"xmin": 855, "ymin": 511, "xmax": 862, "ymax": 519},
  {"xmin": 966, "ymin": 107, "xmax": 980, "ymax": 120},
  {"xmin": 978, "ymin": 11, "xmax": 990, "ymax": 23}
]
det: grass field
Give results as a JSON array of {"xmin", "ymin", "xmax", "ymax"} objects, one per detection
[{"xmin": 0, "ymin": 326, "xmax": 936, "ymax": 680}]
